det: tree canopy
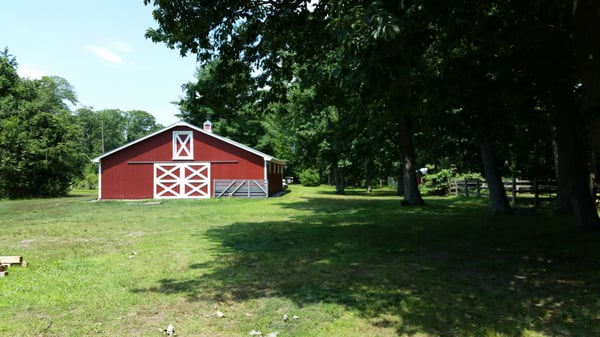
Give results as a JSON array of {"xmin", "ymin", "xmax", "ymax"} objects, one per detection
[
  {"xmin": 145, "ymin": 0, "xmax": 600, "ymax": 230},
  {"xmin": 0, "ymin": 50, "xmax": 86, "ymax": 198}
]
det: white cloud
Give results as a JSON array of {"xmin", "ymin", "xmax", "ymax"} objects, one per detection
[
  {"xmin": 17, "ymin": 65, "xmax": 48, "ymax": 79},
  {"xmin": 85, "ymin": 45, "xmax": 125, "ymax": 65}
]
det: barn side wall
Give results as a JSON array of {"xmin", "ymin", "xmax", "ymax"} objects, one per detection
[{"xmin": 268, "ymin": 162, "xmax": 284, "ymax": 196}]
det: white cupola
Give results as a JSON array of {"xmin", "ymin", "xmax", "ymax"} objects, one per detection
[{"xmin": 203, "ymin": 119, "xmax": 213, "ymax": 133}]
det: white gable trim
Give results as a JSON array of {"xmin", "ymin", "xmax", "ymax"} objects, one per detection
[{"xmin": 92, "ymin": 121, "xmax": 286, "ymax": 165}]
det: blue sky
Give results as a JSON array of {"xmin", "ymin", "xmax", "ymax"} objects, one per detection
[{"xmin": 0, "ymin": 1, "xmax": 200, "ymax": 126}]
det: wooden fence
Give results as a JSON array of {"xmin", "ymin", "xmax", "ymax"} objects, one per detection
[{"xmin": 449, "ymin": 178, "xmax": 559, "ymax": 205}]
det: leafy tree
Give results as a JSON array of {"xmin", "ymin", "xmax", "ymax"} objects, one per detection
[
  {"xmin": 76, "ymin": 107, "xmax": 162, "ymax": 158},
  {"xmin": 124, "ymin": 110, "xmax": 163, "ymax": 142},
  {"xmin": 178, "ymin": 58, "xmax": 272, "ymax": 153},
  {"xmin": 0, "ymin": 54, "xmax": 86, "ymax": 198},
  {"xmin": 95, "ymin": 109, "xmax": 127, "ymax": 153},
  {"xmin": 75, "ymin": 107, "xmax": 104, "ymax": 158},
  {"xmin": 0, "ymin": 48, "xmax": 20, "ymax": 107}
]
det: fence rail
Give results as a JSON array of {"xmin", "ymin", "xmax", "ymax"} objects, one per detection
[{"xmin": 449, "ymin": 178, "xmax": 560, "ymax": 205}]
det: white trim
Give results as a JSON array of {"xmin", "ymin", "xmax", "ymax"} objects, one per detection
[
  {"xmin": 264, "ymin": 160, "xmax": 268, "ymax": 180},
  {"xmin": 172, "ymin": 130, "xmax": 194, "ymax": 160},
  {"xmin": 97, "ymin": 162, "xmax": 102, "ymax": 200},
  {"xmin": 92, "ymin": 121, "xmax": 285, "ymax": 165},
  {"xmin": 153, "ymin": 162, "xmax": 210, "ymax": 199}
]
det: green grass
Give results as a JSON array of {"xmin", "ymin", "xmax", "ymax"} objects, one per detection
[{"xmin": 1, "ymin": 186, "xmax": 599, "ymax": 336}]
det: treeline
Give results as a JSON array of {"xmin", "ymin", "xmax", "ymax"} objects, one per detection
[
  {"xmin": 0, "ymin": 49, "xmax": 163, "ymax": 198},
  {"xmin": 146, "ymin": 1, "xmax": 600, "ymax": 230}
]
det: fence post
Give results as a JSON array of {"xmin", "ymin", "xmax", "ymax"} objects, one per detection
[
  {"xmin": 534, "ymin": 178, "xmax": 539, "ymax": 206},
  {"xmin": 511, "ymin": 176, "xmax": 517, "ymax": 205},
  {"xmin": 476, "ymin": 179, "xmax": 481, "ymax": 197},
  {"xmin": 465, "ymin": 179, "xmax": 469, "ymax": 197}
]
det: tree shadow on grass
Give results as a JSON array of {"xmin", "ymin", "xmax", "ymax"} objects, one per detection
[{"xmin": 133, "ymin": 197, "xmax": 600, "ymax": 336}]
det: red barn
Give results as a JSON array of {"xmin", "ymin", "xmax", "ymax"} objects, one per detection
[{"xmin": 92, "ymin": 121, "xmax": 286, "ymax": 200}]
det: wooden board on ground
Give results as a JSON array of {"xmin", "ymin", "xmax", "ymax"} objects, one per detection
[{"xmin": 0, "ymin": 256, "xmax": 24, "ymax": 266}]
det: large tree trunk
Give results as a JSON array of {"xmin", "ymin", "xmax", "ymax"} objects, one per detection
[
  {"xmin": 334, "ymin": 166, "xmax": 345, "ymax": 195},
  {"xmin": 364, "ymin": 157, "xmax": 373, "ymax": 193},
  {"xmin": 480, "ymin": 140, "xmax": 512, "ymax": 215},
  {"xmin": 396, "ymin": 174, "xmax": 404, "ymax": 196},
  {"xmin": 554, "ymin": 139, "xmax": 574, "ymax": 214},
  {"xmin": 399, "ymin": 111, "xmax": 425, "ymax": 205},
  {"xmin": 555, "ymin": 107, "xmax": 600, "ymax": 231},
  {"xmin": 571, "ymin": 0, "xmax": 600, "ymax": 231}
]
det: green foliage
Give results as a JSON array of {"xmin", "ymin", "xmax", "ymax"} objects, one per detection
[
  {"xmin": 420, "ymin": 167, "xmax": 457, "ymax": 196},
  {"xmin": 0, "ymin": 111, "xmax": 87, "ymax": 198},
  {"xmin": 0, "ymin": 48, "xmax": 20, "ymax": 103},
  {"xmin": 0, "ymin": 55, "xmax": 87, "ymax": 198},
  {"xmin": 178, "ymin": 58, "xmax": 272, "ymax": 153},
  {"xmin": 143, "ymin": 1, "xmax": 600, "ymax": 223},
  {"xmin": 125, "ymin": 109, "xmax": 163, "ymax": 142},
  {"xmin": 75, "ymin": 107, "xmax": 163, "ymax": 158},
  {"xmin": 74, "ymin": 163, "xmax": 99, "ymax": 189},
  {"xmin": 420, "ymin": 165, "xmax": 484, "ymax": 196},
  {"xmin": 298, "ymin": 168, "xmax": 321, "ymax": 186}
]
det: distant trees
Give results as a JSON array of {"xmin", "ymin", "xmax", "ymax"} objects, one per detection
[
  {"xmin": 0, "ymin": 49, "xmax": 163, "ymax": 198},
  {"xmin": 75, "ymin": 107, "xmax": 162, "ymax": 157}
]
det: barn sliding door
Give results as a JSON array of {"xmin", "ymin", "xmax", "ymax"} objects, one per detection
[{"xmin": 154, "ymin": 163, "xmax": 210, "ymax": 199}]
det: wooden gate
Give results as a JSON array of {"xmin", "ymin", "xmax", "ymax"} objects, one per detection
[{"xmin": 214, "ymin": 180, "xmax": 269, "ymax": 198}]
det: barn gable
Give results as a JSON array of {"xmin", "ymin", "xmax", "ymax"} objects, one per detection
[{"xmin": 92, "ymin": 121, "xmax": 285, "ymax": 200}]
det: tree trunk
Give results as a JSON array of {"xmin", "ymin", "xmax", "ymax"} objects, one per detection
[
  {"xmin": 555, "ymin": 106, "xmax": 600, "ymax": 231},
  {"xmin": 571, "ymin": 0, "xmax": 600, "ymax": 231},
  {"xmin": 399, "ymin": 111, "xmax": 425, "ymax": 205},
  {"xmin": 480, "ymin": 140, "xmax": 512, "ymax": 215},
  {"xmin": 396, "ymin": 174, "xmax": 404, "ymax": 196},
  {"xmin": 554, "ymin": 139, "xmax": 574, "ymax": 214},
  {"xmin": 334, "ymin": 166, "xmax": 345, "ymax": 195},
  {"xmin": 365, "ymin": 156, "xmax": 373, "ymax": 193}
]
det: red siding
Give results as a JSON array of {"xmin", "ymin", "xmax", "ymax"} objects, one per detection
[
  {"xmin": 194, "ymin": 132, "xmax": 265, "ymax": 179},
  {"xmin": 99, "ymin": 126, "xmax": 270, "ymax": 199}
]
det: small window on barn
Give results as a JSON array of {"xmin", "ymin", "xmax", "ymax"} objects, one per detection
[{"xmin": 173, "ymin": 131, "xmax": 194, "ymax": 160}]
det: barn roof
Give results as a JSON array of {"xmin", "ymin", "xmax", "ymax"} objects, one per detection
[{"xmin": 92, "ymin": 121, "xmax": 286, "ymax": 165}]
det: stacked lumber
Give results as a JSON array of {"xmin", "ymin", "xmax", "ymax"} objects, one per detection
[{"xmin": 0, "ymin": 256, "xmax": 27, "ymax": 277}]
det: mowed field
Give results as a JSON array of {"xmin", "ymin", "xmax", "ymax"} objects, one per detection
[{"xmin": 1, "ymin": 185, "xmax": 599, "ymax": 337}]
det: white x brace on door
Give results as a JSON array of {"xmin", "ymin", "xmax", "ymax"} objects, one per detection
[{"xmin": 154, "ymin": 163, "xmax": 210, "ymax": 199}]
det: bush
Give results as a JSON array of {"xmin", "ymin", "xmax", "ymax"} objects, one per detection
[
  {"xmin": 420, "ymin": 167, "xmax": 456, "ymax": 195},
  {"xmin": 298, "ymin": 168, "xmax": 321, "ymax": 187},
  {"xmin": 420, "ymin": 166, "xmax": 484, "ymax": 196}
]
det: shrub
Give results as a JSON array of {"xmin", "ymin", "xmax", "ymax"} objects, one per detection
[
  {"xmin": 299, "ymin": 168, "xmax": 321, "ymax": 187},
  {"xmin": 420, "ymin": 167, "xmax": 457, "ymax": 195}
]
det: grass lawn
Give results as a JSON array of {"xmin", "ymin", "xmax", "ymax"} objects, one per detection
[{"xmin": 1, "ymin": 185, "xmax": 599, "ymax": 337}]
